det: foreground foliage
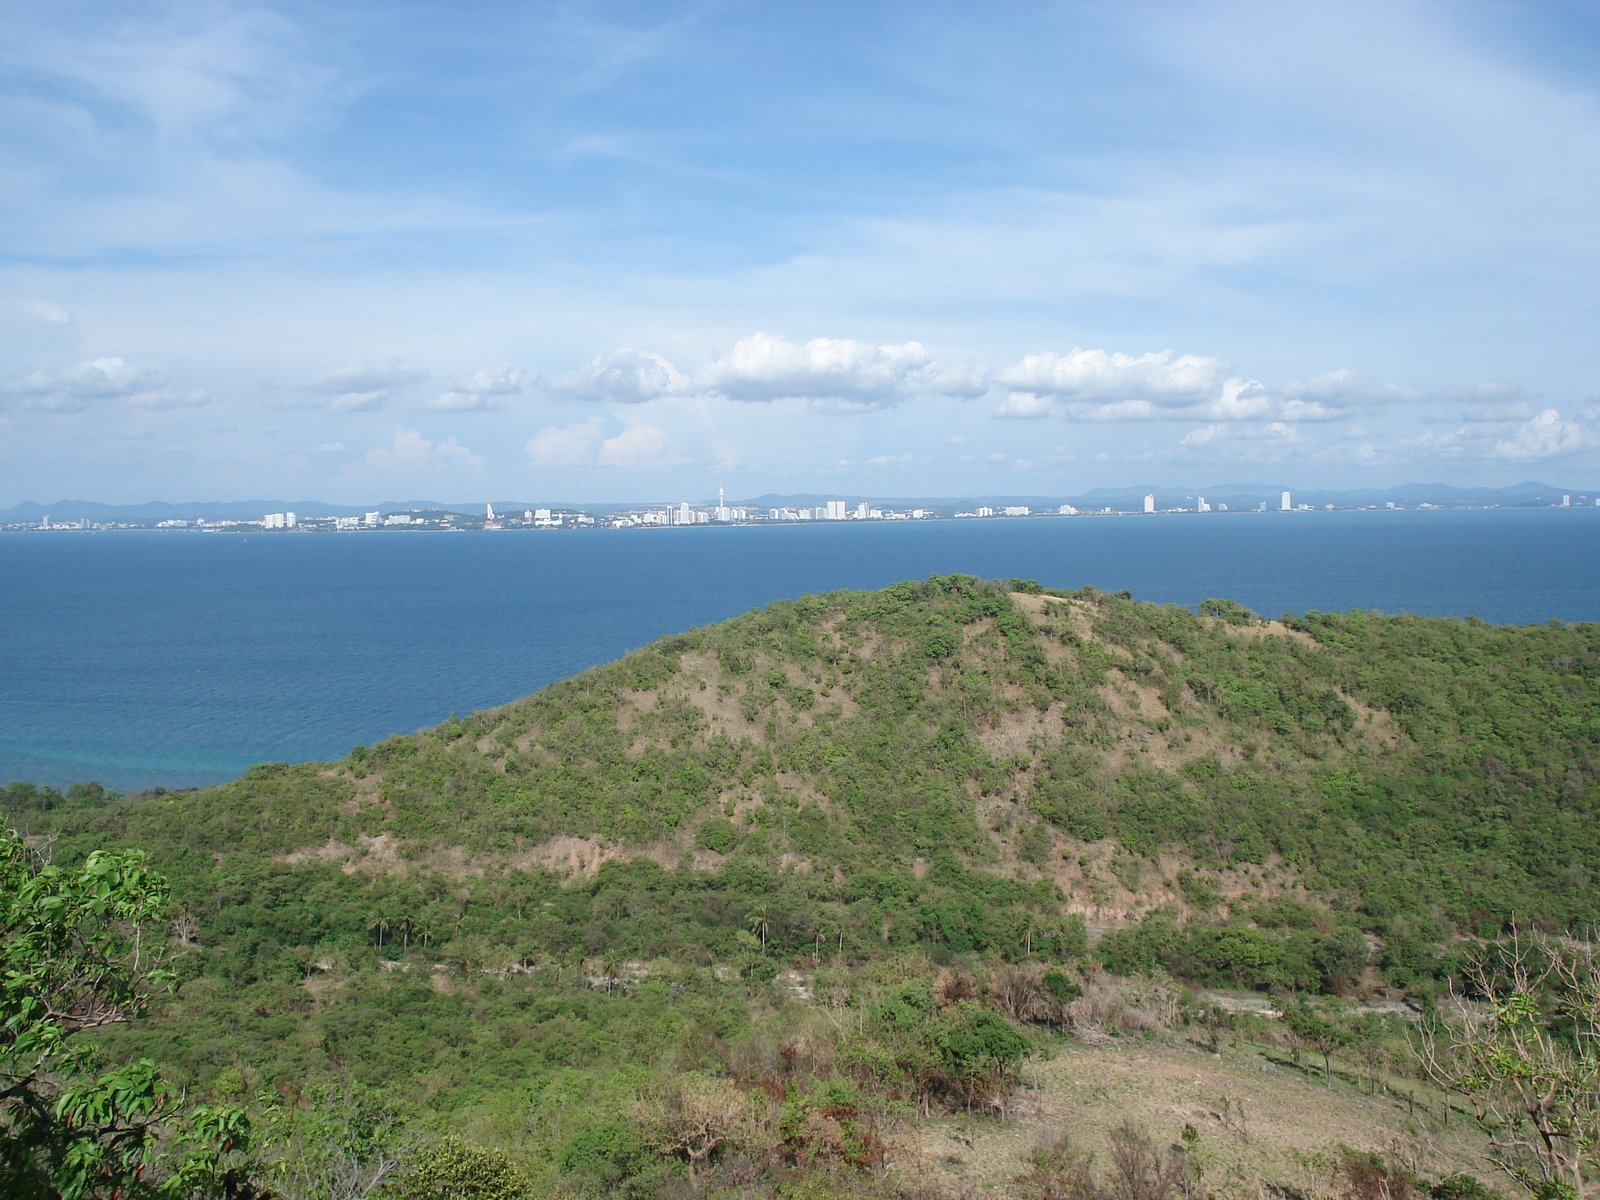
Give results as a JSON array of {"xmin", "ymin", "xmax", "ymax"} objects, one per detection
[{"xmin": 0, "ymin": 826, "xmax": 254, "ymax": 1199}]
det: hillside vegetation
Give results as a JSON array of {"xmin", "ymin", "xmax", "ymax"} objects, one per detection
[{"xmin": 5, "ymin": 575, "xmax": 1598, "ymax": 1199}]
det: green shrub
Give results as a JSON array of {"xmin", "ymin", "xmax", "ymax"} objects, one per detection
[
  {"xmin": 695, "ymin": 818, "xmax": 738, "ymax": 854},
  {"xmin": 390, "ymin": 1136, "xmax": 531, "ymax": 1200}
]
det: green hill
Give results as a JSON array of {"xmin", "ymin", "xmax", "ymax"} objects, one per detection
[{"xmin": 5, "ymin": 574, "xmax": 1596, "ymax": 1197}]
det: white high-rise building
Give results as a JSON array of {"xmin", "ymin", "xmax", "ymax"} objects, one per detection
[
  {"xmin": 826, "ymin": 500, "xmax": 847, "ymax": 520},
  {"xmin": 1563, "ymin": 495, "xmax": 1572, "ymax": 507},
  {"xmin": 716, "ymin": 486, "xmax": 730, "ymax": 522},
  {"xmin": 853, "ymin": 501, "xmax": 870, "ymax": 519},
  {"xmin": 976, "ymin": 506, "xmax": 995, "ymax": 517},
  {"xmin": 1059, "ymin": 504, "xmax": 1077, "ymax": 515},
  {"xmin": 285, "ymin": 512, "xmax": 296, "ymax": 528},
  {"xmin": 486, "ymin": 503, "xmax": 495, "ymax": 520},
  {"xmin": 1281, "ymin": 491, "xmax": 1292, "ymax": 511},
  {"xmin": 364, "ymin": 511, "xmax": 379, "ymax": 527},
  {"xmin": 1197, "ymin": 497, "xmax": 1210, "ymax": 513},
  {"xmin": 1143, "ymin": 495, "xmax": 1155, "ymax": 513},
  {"xmin": 677, "ymin": 502, "xmax": 693, "ymax": 525},
  {"xmin": 1003, "ymin": 506, "xmax": 1030, "ymax": 517}
]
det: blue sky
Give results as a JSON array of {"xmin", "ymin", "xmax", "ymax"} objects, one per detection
[{"xmin": 3, "ymin": 0, "xmax": 1600, "ymax": 504}]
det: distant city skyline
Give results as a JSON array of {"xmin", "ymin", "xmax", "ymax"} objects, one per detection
[
  {"xmin": 2, "ymin": 479, "xmax": 1592, "ymax": 529},
  {"xmin": 3, "ymin": 2, "xmax": 1600, "ymax": 505}
]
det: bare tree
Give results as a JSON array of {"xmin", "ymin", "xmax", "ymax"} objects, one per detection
[
  {"xmin": 261, "ymin": 1085, "xmax": 417, "ymax": 1200},
  {"xmin": 1422, "ymin": 933, "xmax": 1600, "ymax": 1200},
  {"xmin": 637, "ymin": 1073, "xmax": 766, "ymax": 1189},
  {"xmin": 1108, "ymin": 1122, "xmax": 1194, "ymax": 1200}
]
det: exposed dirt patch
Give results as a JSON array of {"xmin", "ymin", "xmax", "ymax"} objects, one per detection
[
  {"xmin": 976, "ymin": 703, "xmax": 1060, "ymax": 760},
  {"xmin": 298, "ymin": 974, "xmax": 345, "ymax": 999},
  {"xmin": 502, "ymin": 835, "xmax": 683, "ymax": 878},
  {"xmin": 1000, "ymin": 837, "xmax": 1315, "ymax": 926},
  {"xmin": 1223, "ymin": 619, "xmax": 1320, "ymax": 648}
]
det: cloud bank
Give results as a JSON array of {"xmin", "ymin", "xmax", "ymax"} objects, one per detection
[
  {"xmin": 550, "ymin": 334, "xmax": 986, "ymax": 410},
  {"xmin": 4, "ymin": 357, "xmax": 208, "ymax": 412}
]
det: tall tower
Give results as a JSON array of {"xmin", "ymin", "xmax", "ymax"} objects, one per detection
[{"xmin": 486, "ymin": 502, "xmax": 495, "ymax": 521}]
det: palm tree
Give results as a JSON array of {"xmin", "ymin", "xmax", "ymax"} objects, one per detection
[
  {"xmin": 746, "ymin": 905, "xmax": 771, "ymax": 953},
  {"xmin": 1023, "ymin": 910, "xmax": 1041, "ymax": 958}
]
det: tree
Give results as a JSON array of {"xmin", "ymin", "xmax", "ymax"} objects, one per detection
[
  {"xmin": 1423, "ymin": 935, "xmax": 1600, "ymax": 1200},
  {"xmin": 746, "ymin": 905, "xmax": 771, "ymax": 953},
  {"xmin": 637, "ymin": 1073, "xmax": 765, "ymax": 1188},
  {"xmin": 1284, "ymin": 998, "xmax": 1353, "ymax": 1088},
  {"xmin": 258, "ymin": 1084, "xmax": 415, "ymax": 1200},
  {"xmin": 936, "ymin": 1009, "xmax": 1032, "ymax": 1110},
  {"xmin": 0, "ymin": 825, "xmax": 258, "ymax": 1199}
]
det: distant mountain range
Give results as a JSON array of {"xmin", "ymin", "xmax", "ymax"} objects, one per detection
[{"xmin": 0, "ymin": 481, "xmax": 1591, "ymax": 524}]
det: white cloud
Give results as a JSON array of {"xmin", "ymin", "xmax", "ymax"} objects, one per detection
[
  {"xmin": 525, "ymin": 417, "xmax": 602, "ymax": 467},
  {"xmin": 1405, "ymin": 406, "xmax": 1587, "ymax": 463},
  {"xmin": 128, "ymin": 388, "xmax": 212, "ymax": 411},
  {"xmin": 1163, "ymin": 419, "xmax": 1310, "ymax": 464},
  {"xmin": 1495, "ymin": 408, "xmax": 1585, "ymax": 462},
  {"xmin": 22, "ymin": 300, "xmax": 71, "ymax": 324},
  {"xmin": 994, "ymin": 349, "xmax": 1261, "ymax": 421},
  {"xmin": 315, "ymin": 360, "xmax": 428, "ymax": 411},
  {"xmin": 429, "ymin": 366, "xmax": 524, "ymax": 412},
  {"xmin": 553, "ymin": 349, "xmax": 685, "ymax": 403},
  {"xmin": 696, "ymin": 332, "xmax": 985, "ymax": 408},
  {"xmin": 997, "ymin": 348, "xmax": 1227, "ymax": 404},
  {"xmin": 315, "ymin": 441, "xmax": 345, "ymax": 452},
  {"xmin": 595, "ymin": 424, "xmax": 670, "ymax": 468},
  {"xmin": 994, "ymin": 353, "xmax": 1434, "ymax": 423},
  {"xmin": 994, "ymin": 392, "xmax": 1054, "ymax": 419},
  {"xmin": 865, "ymin": 452, "xmax": 912, "ymax": 466},
  {"xmin": 5, "ymin": 357, "xmax": 173, "ymax": 411},
  {"xmin": 344, "ymin": 429, "xmax": 484, "ymax": 475},
  {"xmin": 548, "ymin": 334, "xmax": 984, "ymax": 409},
  {"xmin": 427, "ymin": 392, "xmax": 497, "ymax": 412}
]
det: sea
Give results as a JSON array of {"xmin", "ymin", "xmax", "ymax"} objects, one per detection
[{"xmin": 3, "ymin": 506, "xmax": 1597, "ymax": 792}]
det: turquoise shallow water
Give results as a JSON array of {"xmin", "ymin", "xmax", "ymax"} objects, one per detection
[{"xmin": 2, "ymin": 506, "xmax": 1596, "ymax": 791}]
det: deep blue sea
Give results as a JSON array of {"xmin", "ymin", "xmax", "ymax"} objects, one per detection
[{"xmin": 3, "ymin": 506, "xmax": 1596, "ymax": 791}]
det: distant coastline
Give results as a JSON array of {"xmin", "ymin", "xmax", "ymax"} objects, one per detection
[{"xmin": 2, "ymin": 480, "xmax": 1594, "ymax": 533}]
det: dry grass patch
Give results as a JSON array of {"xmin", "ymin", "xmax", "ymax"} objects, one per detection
[{"xmin": 901, "ymin": 1039, "xmax": 1491, "ymax": 1200}]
